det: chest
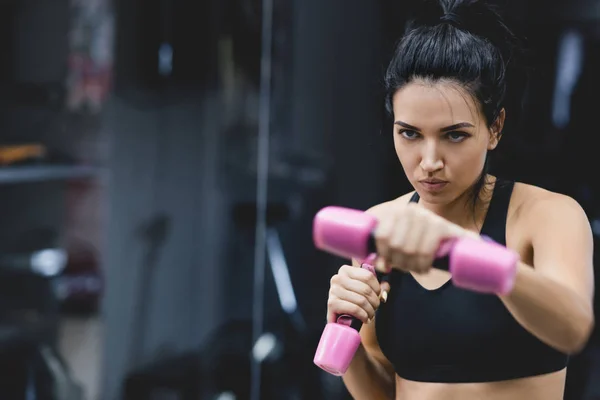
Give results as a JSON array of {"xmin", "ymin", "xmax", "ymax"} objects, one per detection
[
  {"xmin": 383, "ymin": 272, "xmax": 518, "ymax": 338},
  {"xmin": 376, "ymin": 272, "xmax": 530, "ymax": 367}
]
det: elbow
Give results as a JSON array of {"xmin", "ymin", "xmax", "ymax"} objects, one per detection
[{"xmin": 562, "ymin": 313, "xmax": 595, "ymax": 355}]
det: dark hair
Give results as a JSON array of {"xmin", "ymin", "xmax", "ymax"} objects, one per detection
[{"xmin": 384, "ymin": 0, "xmax": 525, "ymax": 210}]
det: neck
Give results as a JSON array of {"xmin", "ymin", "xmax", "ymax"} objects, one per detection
[{"xmin": 419, "ymin": 175, "xmax": 495, "ymax": 232}]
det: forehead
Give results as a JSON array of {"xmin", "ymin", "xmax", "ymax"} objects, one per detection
[{"xmin": 392, "ymin": 81, "xmax": 482, "ymax": 128}]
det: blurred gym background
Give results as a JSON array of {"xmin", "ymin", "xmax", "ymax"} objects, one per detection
[{"xmin": 0, "ymin": 0, "xmax": 598, "ymax": 399}]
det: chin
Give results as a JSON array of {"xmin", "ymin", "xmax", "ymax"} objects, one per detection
[
  {"xmin": 412, "ymin": 182, "xmax": 462, "ymax": 204},
  {"xmin": 416, "ymin": 191, "xmax": 450, "ymax": 204}
]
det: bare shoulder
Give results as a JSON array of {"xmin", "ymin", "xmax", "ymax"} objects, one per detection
[
  {"xmin": 511, "ymin": 182, "xmax": 594, "ymax": 301},
  {"xmin": 511, "ymin": 182, "xmax": 591, "ymax": 238}
]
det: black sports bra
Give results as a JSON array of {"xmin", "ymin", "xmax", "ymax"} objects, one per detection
[{"xmin": 375, "ymin": 179, "xmax": 569, "ymax": 383}]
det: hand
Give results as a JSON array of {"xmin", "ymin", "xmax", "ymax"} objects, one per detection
[
  {"xmin": 327, "ymin": 265, "xmax": 391, "ymax": 324},
  {"xmin": 373, "ymin": 202, "xmax": 480, "ymax": 274}
]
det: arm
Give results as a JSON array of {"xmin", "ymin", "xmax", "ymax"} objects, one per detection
[
  {"xmin": 499, "ymin": 194, "xmax": 595, "ymax": 354},
  {"xmin": 342, "ymin": 260, "xmax": 396, "ymax": 400}
]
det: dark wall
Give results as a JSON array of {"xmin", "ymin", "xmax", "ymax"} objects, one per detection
[
  {"xmin": 221, "ymin": 0, "xmax": 397, "ymax": 330},
  {"xmin": 100, "ymin": 0, "xmax": 398, "ymax": 398},
  {"xmin": 100, "ymin": 0, "xmax": 225, "ymax": 399}
]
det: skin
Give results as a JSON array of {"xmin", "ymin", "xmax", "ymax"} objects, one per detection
[{"xmin": 328, "ymin": 80, "xmax": 595, "ymax": 399}]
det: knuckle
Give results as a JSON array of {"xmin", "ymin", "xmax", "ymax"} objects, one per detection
[
  {"xmin": 416, "ymin": 249, "xmax": 432, "ymax": 259},
  {"xmin": 360, "ymin": 296, "xmax": 371, "ymax": 309},
  {"xmin": 374, "ymin": 229, "xmax": 389, "ymax": 242},
  {"xmin": 409, "ymin": 262, "xmax": 421, "ymax": 272},
  {"xmin": 327, "ymin": 297, "xmax": 336, "ymax": 309},
  {"xmin": 417, "ymin": 262, "xmax": 430, "ymax": 273},
  {"xmin": 422, "ymin": 253, "xmax": 434, "ymax": 262},
  {"xmin": 361, "ymin": 284, "xmax": 373, "ymax": 298},
  {"xmin": 419, "ymin": 261, "xmax": 431, "ymax": 272},
  {"xmin": 404, "ymin": 247, "xmax": 417, "ymax": 257},
  {"xmin": 394, "ymin": 243, "xmax": 411, "ymax": 256},
  {"xmin": 357, "ymin": 306, "xmax": 368, "ymax": 321},
  {"xmin": 338, "ymin": 265, "xmax": 350, "ymax": 274},
  {"xmin": 330, "ymin": 274, "xmax": 339, "ymax": 286},
  {"xmin": 373, "ymin": 295, "xmax": 380, "ymax": 310},
  {"xmin": 369, "ymin": 276, "xmax": 381, "ymax": 290},
  {"xmin": 389, "ymin": 239, "xmax": 404, "ymax": 252},
  {"xmin": 356, "ymin": 268, "xmax": 372, "ymax": 281},
  {"xmin": 328, "ymin": 286, "xmax": 336, "ymax": 298}
]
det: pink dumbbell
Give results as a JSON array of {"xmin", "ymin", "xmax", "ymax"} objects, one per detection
[{"xmin": 312, "ymin": 206, "xmax": 519, "ymax": 376}]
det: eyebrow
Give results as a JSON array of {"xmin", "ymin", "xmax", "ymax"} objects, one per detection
[{"xmin": 394, "ymin": 121, "xmax": 475, "ymax": 132}]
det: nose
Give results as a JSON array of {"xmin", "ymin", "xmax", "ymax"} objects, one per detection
[{"xmin": 419, "ymin": 140, "xmax": 444, "ymax": 172}]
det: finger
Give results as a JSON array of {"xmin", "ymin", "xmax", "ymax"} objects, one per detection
[
  {"xmin": 344, "ymin": 267, "xmax": 381, "ymax": 295},
  {"xmin": 420, "ymin": 225, "xmax": 442, "ymax": 265},
  {"xmin": 391, "ymin": 211, "xmax": 427, "ymax": 270},
  {"xmin": 389, "ymin": 252, "xmax": 408, "ymax": 272},
  {"xmin": 374, "ymin": 210, "xmax": 396, "ymax": 241},
  {"xmin": 326, "ymin": 308, "xmax": 337, "ymax": 323},
  {"xmin": 387, "ymin": 207, "xmax": 423, "ymax": 270},
  {"xmin": 337, "ymin": 264, "xmax": 356, "ymax": 276},
  {"xmin": 327, "ymin": 297, "xmax": 370, "ymax": 323},
  {"xmin": 457, "ymin": 227, "xmax": 480, "ymax": 241},
  {"xmin": 330, "ymin": 286, "xmax": 377, "ymax": 319},
  {"xmin": 380, "ymin": 281, "xmax": 391, "ymax": 303},
  {"xmin": 440, "ymin": 220, "xmax": 475, "ymax": 241},
  {"xmin": 409, "ymin": 217, "xmax": 441, "ymax": 273},
  {"xmin": 389, "ymin": 224, "xmax": 412, "ymax": 268},
  {"xmin": 374, "ymin": 211, "xmax": 400, "ymax": 268},
  {"xmin": 413, "ymin": 255, "xmax": 433, "ymax": 274},
  {"xmin": 375, "ymin": 255, "xmax": 391, "ymax": 274},
  {"xmin": 396, "ymin": 206, "xmax": 424, "ymax": 255},
  {"xmin": 333, "ymin": 275, "xmax": 380, "ymax": 310}
]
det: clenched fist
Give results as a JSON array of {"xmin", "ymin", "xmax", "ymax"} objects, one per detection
[{"xmin": 327, "ymin": 264, "xmax": 391, "ymax": 324}]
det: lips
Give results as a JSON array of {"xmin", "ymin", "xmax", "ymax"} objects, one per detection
[{"xmin": 419, "ymin": 179, "xmax": 448, "ymax": 192}]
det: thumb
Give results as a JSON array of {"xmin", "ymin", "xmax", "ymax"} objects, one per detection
[
  {"xmin": 380, "ymin": 282, "xmax": 391, "ymax": 303},
  {"xmin": 326, "ymin": 309, "xmax": 336, "ymax": 324}
]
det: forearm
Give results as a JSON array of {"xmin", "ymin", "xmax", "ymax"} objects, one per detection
[
  {"xmin": 342, "ymin": 343, "xmax": 395, "ymax": 400},
  {"xmin": 499, "ymin": 262, "xmax": 594, "ymax": 354}
]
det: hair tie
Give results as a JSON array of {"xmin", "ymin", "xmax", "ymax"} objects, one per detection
[{"xmin": 440, "ymin": 12, "xmax": 462, "ymax": 27}]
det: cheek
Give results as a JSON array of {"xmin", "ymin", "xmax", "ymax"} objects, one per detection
[
  {"xmin": 394, "ymin": 139, "xmax": 416, "ymax": 167},
  {"xmin": 450, "ymin": 143, "xmax": 487, "ymax": 177}
]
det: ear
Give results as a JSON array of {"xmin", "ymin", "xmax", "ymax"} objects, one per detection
[{"xmin": 488, "ymin": 108, "xmax": 505, "ymax": 150}]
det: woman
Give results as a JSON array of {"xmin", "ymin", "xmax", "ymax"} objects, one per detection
[{"xmin": 325, "ymin": 0, "xmax": 595, "ymax": 399}]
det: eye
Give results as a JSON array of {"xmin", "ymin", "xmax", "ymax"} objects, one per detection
[
  {"xmin": 445, "ymin": 131, "xmax": 470, "ymax": 143},
  {"xmin": 398, "ymin": 129, "xmax": 421, "ymax": 140}
]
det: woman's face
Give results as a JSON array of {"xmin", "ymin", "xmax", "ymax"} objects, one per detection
[{"xmin": 391, "ymin": 80, "xmax": 502, "ymax": 205}]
